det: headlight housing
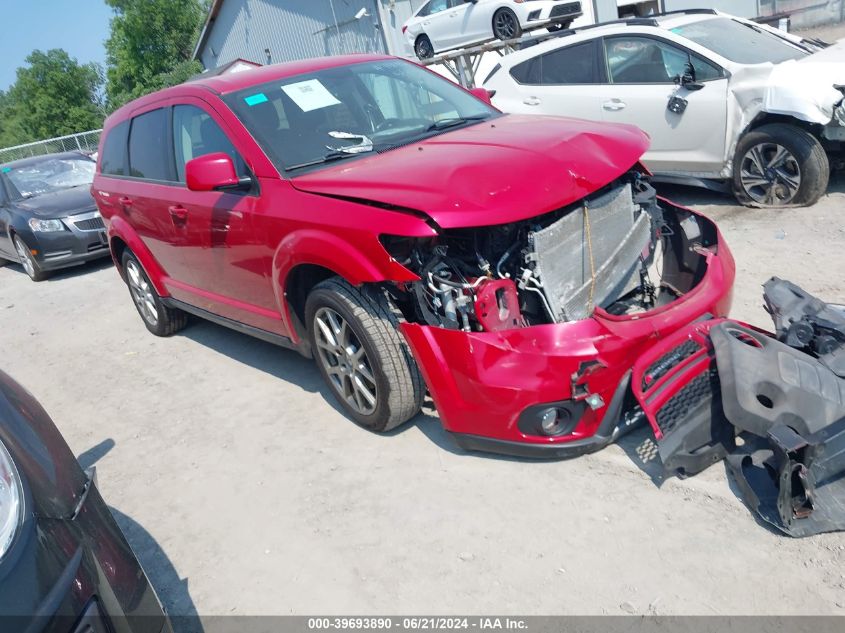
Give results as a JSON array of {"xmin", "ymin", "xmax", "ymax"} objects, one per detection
[
  {"xmin": 0, "ymin": 439, "xmax": 21, "ymax": 560},
  {"xmin": 28, "ymin": 218, "xmax": 65, "ymax": 232}
]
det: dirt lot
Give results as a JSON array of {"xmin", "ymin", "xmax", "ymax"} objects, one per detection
[{"xmin": 1, "ymin": 175, "xmax": 844, "ymax": 618}]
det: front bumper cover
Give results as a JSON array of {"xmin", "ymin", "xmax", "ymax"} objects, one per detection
[
  {"xmin": 631, "ymin": 278, "xmax": 845, "ymax": 537},
  {"xmin": 401, "ymin": 226, "xmax": 734, "ymax": 457}
]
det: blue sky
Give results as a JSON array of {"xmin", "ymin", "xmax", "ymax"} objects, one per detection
[{"xmin": 0, "ymin": 1, "xmax": 113, "ymax": 91}]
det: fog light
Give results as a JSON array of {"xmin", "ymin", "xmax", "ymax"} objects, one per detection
[{"xmin": 539, "ymin": 408, "xmax": 571, "ymax": 436}]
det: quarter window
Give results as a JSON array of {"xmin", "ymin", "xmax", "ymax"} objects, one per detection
[
  {"xmin": 128, "ymin": 109, "xmax": 173, "ymax": 181},
  {"xmin": 510, "ymin": 41, "xmax": 603, "ymax": 85},
  {"xmin": 172, "ymin": 105, "xmax": 248, "ymax": 182},
  {"xmin": 100, "ymin": 121, "xmax": 129, "ymax": 177},
  {"xmin": 604, "ymin": 36, "xmax": 722, "ymax": 84}
]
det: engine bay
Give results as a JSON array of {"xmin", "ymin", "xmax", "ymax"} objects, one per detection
[{"xmin": 382, "ymin": 171, "xmax": 718, "ymax": 331}]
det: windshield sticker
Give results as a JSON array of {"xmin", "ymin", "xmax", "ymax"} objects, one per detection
[
  {"xmin": 244, "ymin": 92, "xmax": 269, "ymax": 106},
  {"xmin": 281, "ymin": 79, "xmax": 341, "ymax": 112},
  {"xmin": 1, "ymin": 167, "xmax": 9, "ymax": 173}
]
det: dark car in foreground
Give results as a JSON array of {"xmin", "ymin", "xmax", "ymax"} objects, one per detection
[
  {"xmin": 0, "ymin": 370, "xmax": 170, "ymax": 633},
  {"xmin": 0, "ymin": 152, "xmax": 110, "ymax": 281},
  {"xmin": 92, "ymin": 54, "xmax": 734, "ymax": 457}
]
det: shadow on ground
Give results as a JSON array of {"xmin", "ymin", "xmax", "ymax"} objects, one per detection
[{"xmin": 2, "ymin": 256, "xmax": 112, "ymax": 282}]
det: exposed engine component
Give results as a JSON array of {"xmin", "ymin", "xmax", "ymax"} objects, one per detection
[{"xmin": 382, "ymin": 172, "xmax": 715, "ymax": 332}]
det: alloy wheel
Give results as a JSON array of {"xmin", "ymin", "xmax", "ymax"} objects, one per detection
[
  {"xmin": 125, "ymin": 259, "xmax": 159, "ymax": 326},
  {"xmin": 494, "ymin": 11, "xmax": 518, "ymax": 39},
  {"xmin": 14, "ymin": 237, "xmax": 36, "ymax": 278},
  {"xmin": 739, "ymin": 142, "xmax": 802, "ymax": 206},
  {"xmin": 313, "ymin": 307, "xmax": 378, "ymax": 416}
]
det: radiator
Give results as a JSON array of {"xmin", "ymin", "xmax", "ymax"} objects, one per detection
[{"xmin": 531, "ymin": 184, "xmax": 650, "ymax": 322}]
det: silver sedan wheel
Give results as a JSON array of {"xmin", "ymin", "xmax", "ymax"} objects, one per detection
[
  {"xmin": 313, "ymin": 307, "xmax": 378, "ymax": 416},
  {"xmin": 739, "ymin": 142, "xmax": 802, "ymax": 206},
  {"xmin": 14, "ymin": 237, "xmax": 36, "ymax": 278},
  {"xmin": 125, "ymin": 259, "xmax": 159, "ymax": 326}
]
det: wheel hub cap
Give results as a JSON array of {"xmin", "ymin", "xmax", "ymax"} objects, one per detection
[
  {"xmin": 314, "ymin": 307, "xmax": 378, "ymax": 416},
  {"xmin": 740, "ymin": 142, "xmax": 802, "ymax": 206},
  {"xmin": 14, "ymin": 239, "xmax": 34, "ymax": 277}
]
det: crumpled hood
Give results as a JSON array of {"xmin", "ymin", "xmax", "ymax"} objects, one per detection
[
  {"xmin": 291, "ymin": 115, "xmax": 649, "ymax": 229},
  {"xmin": 14, "ymin": 186, "xmax": 96, "ymax": 219},
  {"xmin": 761, "ymin": 42, "xmax": 845, "ymax": 124}
]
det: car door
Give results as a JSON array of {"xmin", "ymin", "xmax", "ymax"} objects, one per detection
[
  {"xmin": 421, "ymin": 0, "xmax": 454, "ymax": 51},
  {"xmin": 122, "ymin": 107, "xmax": 186, "ymax": 279},
  {"xmin": 445, "ymin": 0, "xmax": 482, "ymax": 48},
  {"xmin": 164, "ymin": 99, "xmax": 279, "ymax": 332},
  {"xmin": 598, "ymin": 35, "xmax": 729, "ymax": 175},
  {"xmin": 501, "ymin": 39, "xmax": 608, "ymax": 122}
]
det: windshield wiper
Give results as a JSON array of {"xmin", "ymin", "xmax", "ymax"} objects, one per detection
[
  {"xmin": 285, "ymin": 151, "xmax": 363, "ymax": 171},
  {"xmin": 425, "ymin": 115, "xmax": 489, "ymax": 132},
  {"xmin": 285, "ymin": 131, "xmax": 374, "ymax": 171}
]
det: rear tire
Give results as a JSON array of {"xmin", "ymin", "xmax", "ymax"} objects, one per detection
[
  {"xmin": 306, "ymin": 277, "xmax": 424, "ymax": 432},
  {"xmin": 732, "ymin": 123, "xmax": 829, "ymax": 208},
  {"xmin": 13, "ymin": 235, "xmax": 47, "ymax": 282},
  {"xmin": 415, "ymin": 34, "xmax": 434, "ymax": 60},
  {"xmin": 493, "ymin": 8, "xmax": 522, "ymax": 41},
  {"xmin": 121, "ymin": 250, "xmax": 188, "ymax": 337}
]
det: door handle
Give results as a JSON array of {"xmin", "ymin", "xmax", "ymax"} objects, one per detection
[
  {"xmin": 602, "ymin": 99, "xmax": 627, "ymax": 111},
  {"xmin": 118, "ymin": 196, "xmax": 133, "ymax": 207},
  {"xmin": 169, "ymin": 205, "xmax": 188, "ymax": 225},
  {"xmin": 523, "ymin": 96, "xmax": 541, "ymax": 106}
]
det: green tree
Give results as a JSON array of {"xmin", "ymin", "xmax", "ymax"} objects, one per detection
[
  {"xmin": 3, "ymin": 49, "xmax": 104, "ymax": 145},
  {"xmin": 105, "ymin": 0, "xmax": 207, "ymax": 108}
]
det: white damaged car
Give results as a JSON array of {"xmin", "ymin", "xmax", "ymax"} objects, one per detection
[{"xmin": 485, "ymin": 9, "xmax": 845, "ymax": 207}]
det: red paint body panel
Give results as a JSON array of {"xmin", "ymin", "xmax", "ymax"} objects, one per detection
[{"xmin": 402, "ymin": 220, "xmax": 735, "ymax": 445}]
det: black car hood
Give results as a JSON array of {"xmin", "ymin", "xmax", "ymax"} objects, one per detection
[
  {"xmin": 14, "ymin": 186, "xmax": 96, "ymax": 219},
  {"xmin": 0, "ymin": 370, "xmax": 87, "ymax": 518}
]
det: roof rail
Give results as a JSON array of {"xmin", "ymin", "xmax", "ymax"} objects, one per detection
[
  {"xmin": 653, "ymin": 8, "xmax": 718, "ymax": 17},
  {"xmin": 575, "ymin": 17, "xmax": 659, "ymax": 32}
]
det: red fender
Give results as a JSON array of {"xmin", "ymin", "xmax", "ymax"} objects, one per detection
[
  {"xmin": 272, "ymin": 229, "xmax": 419, "ymax": 342},
  {"xmin": 108, "ymin": 215, "xmax": 169, "ymax": 297}
]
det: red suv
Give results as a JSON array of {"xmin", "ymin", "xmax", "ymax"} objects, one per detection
[{"xmin": 92, "ymin": 54, "xmax": 735, "ymax": 457}]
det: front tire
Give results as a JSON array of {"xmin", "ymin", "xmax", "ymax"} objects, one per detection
[
  {"xmin": 732, "ymin": 123, "xmax": 829, "ymax": 208},
  {"xmin": 306, "ymin": 277, "xmax": 424, "ymax": 432},
  {"xmin": 122, "ymin": 250, "xmax": 188, "ymax": 337},
  {"xmin": 13, "ymin": 235, "xmax": 47, "ymax": 282},
  {"xmin": 493, "ymin": 8, "xmax": 522, "ymax": 41},
  {"xmin": 415, "ymin": 34, "xmax": 434, "ymax": 60}
]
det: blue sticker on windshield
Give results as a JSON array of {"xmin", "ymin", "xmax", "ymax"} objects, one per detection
[
  {"xmin": 244, "ymin": 93, "xmax": 269, "ymax": 106},
  {"xmin": 1, "ymin": 167, "xmax": 9, "ymax": 173}
]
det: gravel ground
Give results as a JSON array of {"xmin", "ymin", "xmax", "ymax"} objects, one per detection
[{"xmin": 1, "ymin": 176, "xmax": 844, "ymax": 618}]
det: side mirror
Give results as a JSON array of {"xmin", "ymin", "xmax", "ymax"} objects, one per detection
[
  {"xmin": 185, "ymin": 153, "xmax": 240, "ymax": 192},
  {"xmin": 469, "ymin": 87, "xmax": 496, "ymax": 105},
  {"xmin": 675, "ymin": 62, "xmax": 705, "ymax": 91}
]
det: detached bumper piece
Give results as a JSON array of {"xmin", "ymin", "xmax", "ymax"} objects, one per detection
[{"xmin": 633, "ymin": 278, "xmax": 845, "ymax": 536}]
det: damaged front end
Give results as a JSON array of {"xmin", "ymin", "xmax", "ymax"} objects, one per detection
[
  {"xmin": 633, "ymin": 278, "xmax": 845, "ymax": 537},
  {"xmin": 383, "ymin": 170, "xmax": 735, "ymax": 456}
]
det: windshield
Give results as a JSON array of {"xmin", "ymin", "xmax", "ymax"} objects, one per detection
[
  {"xmin": 673, "ymin": 18, "xmax": 809, "ymax": 64},
  {"xmin": 224, "ymin": 59, "xmax": 496, "ymax": 172},
  {"xmin": 4, "ymin": 156, "xmax": 95, "ymax": 199}
]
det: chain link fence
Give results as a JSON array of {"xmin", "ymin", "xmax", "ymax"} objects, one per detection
[{"xmin": 0, "ymin": 129, "xmax": 102, "ymax": 164}]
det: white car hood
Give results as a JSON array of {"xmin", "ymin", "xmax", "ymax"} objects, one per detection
[{"xmin": 763, "ymin": 42, "xmax": 845, "ymax": 124}]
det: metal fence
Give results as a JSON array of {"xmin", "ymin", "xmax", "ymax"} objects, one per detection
[{"xmin": 0, "ymin": 129, "xmax": 102, "ymax": 164}]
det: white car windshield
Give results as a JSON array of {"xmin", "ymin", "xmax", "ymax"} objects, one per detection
[
  {"xmin": 672, "ymin": 18, "xmax": 809, "ymax": 64},
  {"xmin": 224, "ymin": 59, "xmax": 496, "ymax": 171},
  {"xmin": 4, "ymin": 157, "xmax": 95, "ymax": 199}
]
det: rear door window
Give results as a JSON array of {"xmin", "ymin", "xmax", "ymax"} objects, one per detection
[
  {"xmin": 128, "ymin": 108, "xmax": 174, "ymax": 181},
  {"xmin": 172, "ymin": 105, "xmax": 249, "ymax": 182},
  {"xmin": 100, "ymin": 121, "xmax": 129, "ymax": 176},
  {"xmin": 510, "ymin": 40, "xmax": 604, "ymax": 85}
]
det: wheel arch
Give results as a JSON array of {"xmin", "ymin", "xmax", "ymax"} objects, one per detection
[{"xmin": 107, "ymin": 215, "xmax": 169, "ymax": 295}]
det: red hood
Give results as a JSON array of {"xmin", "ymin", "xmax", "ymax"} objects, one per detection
[{"xmin": 291, "ymin": 114, "xmax": 650, "ymax": 229}]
